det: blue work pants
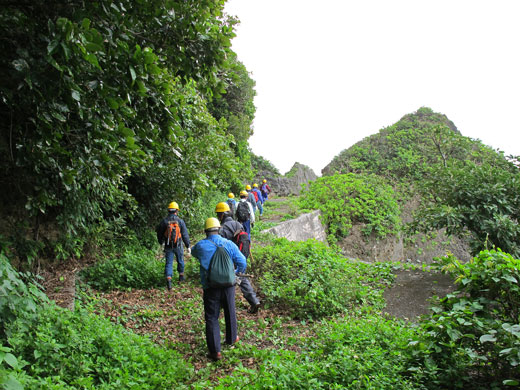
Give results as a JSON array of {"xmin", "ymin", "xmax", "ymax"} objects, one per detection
[
  {"xmin": 203, "ymin": 285, "xmax": 237, "ymax": 354},
  {"xmin": 256, "ymin": 201, "xmax": 263, "ymax": 216},
  {"xmin": 242, "ymin": 220, "xmax": 251, "ymax": 239},
  {"xmin": 164, "ymin": 245, "xmax": 184, "ymax": 278}
]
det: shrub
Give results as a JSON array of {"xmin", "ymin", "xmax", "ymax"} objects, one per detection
[
  {"xmin": 408, "ymin": 250, "xmax": 520, "ymax": 389},
  {"xmin": 212, "ymin": 314, "xmax": 423, "ymax": 389},
  {"xmin": 7, "ymin": 304, "xmax": 192, "ymax": 389},
  {"xmin": 299, "ymin": 174, "xmax": 400, "ymax": 243},
  {"xmin": 0, "ymin": 253, "xmax": 47, "ymax": 339},
  {"xmin": 80, "ymin": 245, "xmax": 163, "ymax": 291},
  {"xmin": 252, "ymin": 238, "xmax": 393, "ymax": 318}
]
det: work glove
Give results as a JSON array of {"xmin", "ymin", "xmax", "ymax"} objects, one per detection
[{"xmin": 187, "ymin": 247, "xmax": 191, "ymax": 255}]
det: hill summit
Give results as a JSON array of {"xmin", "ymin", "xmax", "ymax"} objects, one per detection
[{"xmin": 322, "ymin": 107, "xmax": 461, "ymax": 177}]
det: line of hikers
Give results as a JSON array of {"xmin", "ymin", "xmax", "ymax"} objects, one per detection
[{"xmin": 155, "ymin": 180, "xmax": 272, "ymax": 361}]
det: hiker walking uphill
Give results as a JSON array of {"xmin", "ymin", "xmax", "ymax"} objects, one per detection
[
  {"xmin": 260, "ymin": 179, "xmax": 271, "ymax": 201},
  {"xmin": 252, "ymin": 183, "xmax": 264, "ymax": 217},
  {"xmin": 191, "ymin": 218, "xmax": 246, "ymax": 361},
  {"xmin": 156, "ymin": 202, "xmax": 190, "ymax": 290},
  {"xmin": 245, "ymin": 185, "xmax": 257, "ymax": 214},
  {"xmin": 226, "ymin": 193, "xmax": 236, "ymax": 220},
  {"xmin": 215, "ymin": 202, "xmax": 261, "ymax": 314},
  {"xmin": 236, "ymin": 190, "xmax": 255, "ymax": 239}
]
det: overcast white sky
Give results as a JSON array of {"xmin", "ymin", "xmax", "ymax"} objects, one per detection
[{"xmin": 224, "ymin": 0, "xmax": 520, "ymax": 175}]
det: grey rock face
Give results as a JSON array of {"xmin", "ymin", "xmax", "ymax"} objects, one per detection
[
  {"xmin": 256, "ymin": 162, "xmax": 317, "ymax": 197},
  {"xmin": 262, "ymin": 210, "xmax": 327, "ymax": 243}
]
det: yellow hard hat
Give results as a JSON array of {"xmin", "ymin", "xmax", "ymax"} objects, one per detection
[
  {"xmin": 253, "ymin": 183, "xmax": 258, "ymax": 188},
  {"xmin": 228, "ymin": 192, "xmax": 234, "ymax": 199},
  {"xmin": 215, "ymin": 202, "xmax": 230, "ymax": 213},
  {"xmin": 245, "ymin": 185, "xmax": 252, "ymax": 190},
  {"xmin": 239, "ymin": 190, "xmax": 248, "ymax": 197},
  {"xmin": 168, "ymin": 201, "xmax": 179, "ymax": 210},
  {"xmin": 263, "ymin": 179, "xmax": 267, "ymax": 183},
  {"xmin": 204, "ymin": 217, "xmax": 220, "ymax": 231}
]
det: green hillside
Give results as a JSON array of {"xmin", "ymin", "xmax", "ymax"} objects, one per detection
[
  {"xmin": 319, "ymin": 107, "xmax": 519, "ymax": 257},
  {"xmin": 322, "ymin": 107, "xmax": 508, "ymax": 180}
]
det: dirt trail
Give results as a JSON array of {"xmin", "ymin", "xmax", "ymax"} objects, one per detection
[{"xmin": 43, "ymin": 195, "xmax": 455, "ymax": 322}]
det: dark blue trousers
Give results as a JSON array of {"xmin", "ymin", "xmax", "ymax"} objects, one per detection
[
  {"xmin": 164, "ymin": 245, "xmax": 184, "ymax": 278},
  {"xmin": 243, "ymin": 220, "xmax": 251, "ymax": 239},
  {"xmin": 203, "ymin": 285, "xmax": 237, "ymax": 354}
]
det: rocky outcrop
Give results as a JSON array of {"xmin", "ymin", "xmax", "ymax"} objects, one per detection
[
  {"xmin": 256, "ymin": 162, "xmax": 317, "ymax": 197},
  {"xmin": 337, "ymin": 225, "xmax": 471, "ymax": 264},
  {"xmin": 262, "ymin": 210, "xmax": 327, "ymax": 243}
]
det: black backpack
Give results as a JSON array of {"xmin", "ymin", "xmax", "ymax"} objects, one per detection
[
  {"xmin": 236, "ymin": 202, "xmax": 250, "ymax": 223},
  {"xmin": 206, "ymin": 241, "xmax": 236, "ymax": 288},
  {"xmin": 234, "ymin": 231, "xmax": 250, "ymax": 259},
  {"xmin": 226, "ymin": 199, "xmax": 236, "ymax": 218}
]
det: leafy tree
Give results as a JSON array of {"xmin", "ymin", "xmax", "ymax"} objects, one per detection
[
  {"xmin": 0, "ymin": 0, "xmax": 251, "ymax": 262},
  {"xmin": 412, "ymin": 161, "xmax": 520, "ymax": 257},
  {"xmin": 207, "ymin": 54, "xmax": 256, "ymax": 165}
]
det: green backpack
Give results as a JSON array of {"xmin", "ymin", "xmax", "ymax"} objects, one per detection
[{"xmin": 206, "ymin": 241, "xmax": 236, "ymax": 288}]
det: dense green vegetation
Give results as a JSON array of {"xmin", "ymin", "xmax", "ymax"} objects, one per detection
[
  {"xmin": 252, "ymin": 238, "xmax": 393, "ymax": 318},
  {"xmin": 409, "ymin": 250, "xmax": 520, "ymax": 389},
  {"xmin": 412, "ymin": 161, "xmax": 520, "ymax": 257},
  {"xmin": 324, "ymin": 107, "xmax": 519, "ymax": 256},
  {"xmin": 0, "ymin": 0, "xmax": 255, "ymax": 264},
  {"xmin": 250, "ymin": 153, "xmax": 281, "ymax": 176},
  {"xmin": 299, "ymin": 174, "xmax": 400, "ymax": 243},
  {"xmin": 1, "ymin": 1, "xmax": 519, "ymax": 388}
]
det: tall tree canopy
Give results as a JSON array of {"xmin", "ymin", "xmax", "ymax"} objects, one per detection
[{"xmin": 0, "ymin": 0, "xmax": 256, "ymax": 261}]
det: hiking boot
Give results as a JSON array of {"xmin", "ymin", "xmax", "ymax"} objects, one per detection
[
  {"xmin": 178, "ymin": 274, "xmax": 185, "ymax": 282},
  {"xmin": 166, "ymin": 278, "xmax": 172, "ymax": 291},
  {"xmin": 208, "ymin": 351, "xmax": 222, "ymax": 361},
  {"xmin": 248, "ymin": 302, "xmax": 260, "ymax": 314}
]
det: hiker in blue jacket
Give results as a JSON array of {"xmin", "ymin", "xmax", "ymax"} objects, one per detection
[
  {"xmin": 191, "ymin": 217, "xmax": 246, "ymax": 361},
  {"xmin": 215, "ymin": 202, "xmax": 261, "ymax": 314}
]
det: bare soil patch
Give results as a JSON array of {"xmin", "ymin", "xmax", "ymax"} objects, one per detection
[{"xmin": 383, "ymin": 269, "xmax": 455, "ymax": 320}]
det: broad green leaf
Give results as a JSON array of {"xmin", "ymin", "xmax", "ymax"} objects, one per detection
[
  {"xmin": 81, "ymin": 18, "xmax": 91, "ymax": 29},
  {"xmin": 502, "ymin": 274, "xmax": 518, "ymax": 283},
  {"xmin": 4, "ymin": 352, "xmax": 18, "ymax": 368},
  {"xmin": 3, "ymin": 376, "xmax": 24, "ymax": 390},
  {"xmin": 479, "ymin": 334, "xmax": 496, "ymax": 343},
  {"xmin": 129, "ymin": 66, "xmax": 136, "ymax": 82},
  {"xmin": 84, "ymin": 53, "xmax": 101, "ymax": 70}
]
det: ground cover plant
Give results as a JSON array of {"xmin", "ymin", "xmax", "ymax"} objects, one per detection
[
  {"xmin": 1, "ymin": 253, "xmax": 193, "ymax": 389},
  {"xmin": 79, "ymin": 239, "xmax": 163, "ymax": 291},
  {"xmin": 299, "ymin": 174, "xmax": 400, "ymax": 243},
  {"xmin": 408, "ymin": 249, "xmax": 520, "ymax": 389},
  {"xmin": 252, "ymin": 238, "xmax": 394, "ymax": 318}
]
